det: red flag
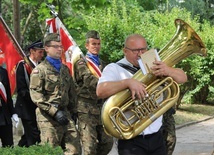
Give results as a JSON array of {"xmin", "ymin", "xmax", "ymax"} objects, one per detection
[
  {"xmin": 46, "ymin": 17, "xmax": 101, "ymax": 78},
  {"xmin": 0, "ymin": 16, "xmax": 23, "ymax": 95}
]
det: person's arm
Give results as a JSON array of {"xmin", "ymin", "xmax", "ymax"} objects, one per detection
[
  {"xmin": 166, "ymin": 67, "xmax": 187, "ymax": 84},
  {"xmin": 68, "ymin": 74, "xmax": 78, "ymax": 114},
  {"xmin": 29, "ymin": 67, "xmax": 57, "ymax": 116},
  {"xmin": 74, "ymin": 58, "xmax": 98, "ymax": 99},
  {"xmin": 151, "ymin": 60, "xmax": 187, "ymax": 84},
  {"xmin": 16, "ymin": 61, "xmax": 31, "ymax": 101},
  {"xmin": 97, "ymin": 79, "xmax": 130, "ymax": 98},
  {"xmin": 97, "ymin": 78, "xmax": 147, "ymax": 100}
]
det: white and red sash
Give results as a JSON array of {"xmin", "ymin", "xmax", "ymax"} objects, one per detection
[
  {"xmin": 0, "ymin": 82, "xmax": 7, "ymax": 103},
  {"xmin": 86, "ymin": 57, "xmax": 101, "ymax": 78}
]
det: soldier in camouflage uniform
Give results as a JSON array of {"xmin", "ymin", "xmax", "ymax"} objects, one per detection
[
  {"xmin": 73, "ymin": 30, "xmax": 113, "ymax": 155},
  {"xmin": 162, "ymin": 107, "xmax": 176, "ymax": 155},
  {"xmin": 29, "ymin": 33, "xmax": 81, "ymax": 155}
]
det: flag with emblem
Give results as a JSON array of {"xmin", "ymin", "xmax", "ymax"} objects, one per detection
[
  {"xmin": 0, "ymin": 16, "xmax": 23, "ymax": 95},
  {"xmin": 46, "ymin": 17, "xmax": 101, "ymax": 78}
]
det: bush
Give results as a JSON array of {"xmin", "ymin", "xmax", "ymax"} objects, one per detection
[{"xmin": 0, "ymin": 143, "xmax": 64, "ymax": 155}]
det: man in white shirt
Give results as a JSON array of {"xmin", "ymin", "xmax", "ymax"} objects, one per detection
[{"xmin": 96, "ymin": 34, "xmax": 187, "ymax": 155}]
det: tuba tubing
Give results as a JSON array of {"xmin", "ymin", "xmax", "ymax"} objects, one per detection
[{"xmin": 101, "ymin": 19, "xmax": 207, "ymax": 139}]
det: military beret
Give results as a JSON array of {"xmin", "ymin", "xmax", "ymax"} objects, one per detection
[
  {"xmin": 44, "ymin": 33, "xmax": 60, "ymax": 45},
  {"xmin": 86, "ymin": 30, "xmax": 100, "ymax": 39},
  {"xmin": 27, "ymin": 40, "xmax": 44, "ymax": 50}
]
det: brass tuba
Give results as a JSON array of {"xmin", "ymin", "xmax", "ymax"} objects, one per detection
[{"xmin": 101, "ymin": 19, "xmax": 207, "ymax": 139}]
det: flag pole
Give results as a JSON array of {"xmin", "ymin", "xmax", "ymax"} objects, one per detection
[{"xmin": 46, "ymin": 4, "xmax": 58, "ymax": 18}]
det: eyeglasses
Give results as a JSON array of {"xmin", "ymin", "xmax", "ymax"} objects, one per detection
[
  {"xmin": 47, "ymin": 45, "xmax": 64, "ymax": 49},
  {"xmin": 125, "ymin": 47, "xmax": 147, "ymax": 53}
]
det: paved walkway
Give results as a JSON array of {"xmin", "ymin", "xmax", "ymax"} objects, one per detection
[
  {"xmin": 2, "ymin": 117, "xmax": 214, "ymax": 155},
  {"xmin": 174, "ymin": 117, "xmax": 214, "ymax": 155},
  {"xmin": 108, "ymin": 117, "xmax": 214, "ymax": 155}
]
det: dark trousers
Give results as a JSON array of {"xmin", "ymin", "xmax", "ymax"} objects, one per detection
[
  {"xmin": 118, "ymin": 130, "xmax": 166, "ymax": 155},
  {"xmin": 0, "ymin": 124, "xmax": 13, "ymax": 147},
  {"xmin": 18, "ymin": 119, "xmax": 41, "ymax": 147},
  {"xmin": 78, "ymin": 112, "xmax": 113, "ymax": 155}
]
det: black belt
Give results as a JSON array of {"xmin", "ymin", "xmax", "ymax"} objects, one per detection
[{"xmin": 139, "ymin": 130, "xmax": 161, "ymax": 139}]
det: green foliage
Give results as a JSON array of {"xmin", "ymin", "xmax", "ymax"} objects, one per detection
[
  {"xmin": 83, "ymin": 2, "xmax": 196, "ymax": 62},
  {"xmin": 180, "ymin": 19, "xmax": 214, "ymax": 103},
  {"xmin": 62, "ymin": 14, "xmax": 88, "ymax": 49},
  {"xmin": 0, "ymin": 143, "xmax": 63, "ymax": 155},
  {"xmin": 136, "ymin": 0, "xmax": 159, "ymax": 10},
  {"xmin": 83, "ymin": 1, "xmax": 214, "ymax": 103},
  {"xmin": 65, "ymin": 0, "xmax": 110, "ymax": 11},
  {"xmin": 19, "ymin": 0, "xmax": 43, "ymax": 5},
  {"xmin": 1, "ymin": 0, "xmax": 48, "ymax": 49},
  {"xmin": 2, "ymin": 0, "xmax": 214, "ymax": 103},
  {"xmin": 179, "ymin": 0, "xmax": 212, "ymax": 24},
  {"xmin": 83, "ymin": 0, "xmax": 144, "ymax": 62},
  {"xmin": 1, "ymin": 0, "xmax": 109, "ymax": 50}
]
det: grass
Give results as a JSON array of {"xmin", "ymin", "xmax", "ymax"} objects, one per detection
[{"xmin": 174, "ymin": 104, "xmax": 214, "ymax": 126}]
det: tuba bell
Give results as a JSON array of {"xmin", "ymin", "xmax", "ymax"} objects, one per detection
[{"xmin": 101, "ymin": 19, "xmax": 207, "ymax": 139}]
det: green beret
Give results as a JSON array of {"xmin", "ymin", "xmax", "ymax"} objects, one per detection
[
  {"xmin": 44, "ymin": 33, "xmax": 60, "ymax": 45},
  {"xmin": 86, "ymin": 30, "xmax": 100, "ymax": 39}
]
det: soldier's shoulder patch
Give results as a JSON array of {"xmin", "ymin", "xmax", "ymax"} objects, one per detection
[{"xmin": 32, "ymin": 69, "xmax": 39, "ymax": 74}]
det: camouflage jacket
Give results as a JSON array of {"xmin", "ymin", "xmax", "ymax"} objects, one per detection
[
  {"xmin": 74, "ymin": 57, "xmax": 106, "ymax": 114},
  {"xmin": 29, "ymin": 59, "xmax": 77, "ymax": 117}
]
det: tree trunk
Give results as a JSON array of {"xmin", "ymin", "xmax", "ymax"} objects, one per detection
[
  {"xmin": 176, "ymin": 78, "xmax": 194, "ymax": 109},
  {"xmin": 193, "ymin": 84, "xmax": 209, "ymax": 104},
  {"xmin": 176, "ymin": 88, "xmax": 188, "ymax": 109},
  {"xmin": 0, "ymin": 0, "xmax": 2, "ymax": 14},
  {"xmin": 13, "ymin": 0, "xmax": 21, "ymax": 44}
]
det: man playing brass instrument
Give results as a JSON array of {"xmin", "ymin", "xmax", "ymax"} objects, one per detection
[{"xmin": 96, "ymin": 34, "xmax": 187, "ymax": 155}]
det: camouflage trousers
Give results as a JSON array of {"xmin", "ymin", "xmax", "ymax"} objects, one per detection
[
  {"xmin": 36, "ymin": 108, "xmax": 82, "ymax": 155},
  {"xmin": 162, "ymin": 108, "xmax": 176, "ymax": 155},
  {"xmin": 77, "ymin": 112, "xmax": 113, "ymax": 155}
]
